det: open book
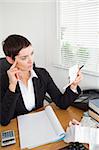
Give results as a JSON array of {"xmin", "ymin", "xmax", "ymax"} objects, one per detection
[{"xmin": 17, "ymin": 105, "xmax": 65, "ymax": 149}]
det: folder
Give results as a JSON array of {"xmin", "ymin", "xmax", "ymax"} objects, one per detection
[{"xmin": 17, "ymin": 105, "xmax": 65, "ymax": 149}]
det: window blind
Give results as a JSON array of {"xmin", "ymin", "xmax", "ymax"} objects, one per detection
[{"xmin": 57, "ymin": 0, "xmax": 99, "ymax": 75}]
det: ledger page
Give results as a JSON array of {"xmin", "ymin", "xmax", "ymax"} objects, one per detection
[
  {"xmin": 17, "ymin": 106, "xmax": 64, "ymax": 149},
  {"xmin": 45, "ymin": 106, "xmax": 65, "ymax": 137}
]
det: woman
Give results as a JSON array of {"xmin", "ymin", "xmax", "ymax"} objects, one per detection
[{"xmin": 0, "ymin": 34, "xmax": 82, "ymax": 125}]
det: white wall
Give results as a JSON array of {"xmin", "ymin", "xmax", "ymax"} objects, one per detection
[
  {"xmin": 0, "ymin": 0, "xmax": 56, "ymax": 67},
  {"xmin": 0, "ymin": 4, "xmax": 5, "ymax": 57},
  {"xmin": 0, "ymin": 0, "xmax": 99, "ymax": 92}
]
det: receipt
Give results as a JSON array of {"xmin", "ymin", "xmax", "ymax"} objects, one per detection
[
  {"xmin": 69, "ymin": 64, "xmax": 79, "ymax": 85},
  {"xmin": 63, "ymin": 64, "xmax": 79, "ymax": 89},
  {"xmin": 64, "ymin": 123, "xmax": 99, "ymax": 150}
]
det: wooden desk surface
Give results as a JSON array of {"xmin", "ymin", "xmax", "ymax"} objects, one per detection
[{"xmin": 0, "ymin": 103, "xmax": 84, "ymax": 150}]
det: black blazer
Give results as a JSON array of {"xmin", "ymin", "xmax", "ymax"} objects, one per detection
[{"xmin": 0, "ymin": 58, "xmax": 81, "ymax": 125}]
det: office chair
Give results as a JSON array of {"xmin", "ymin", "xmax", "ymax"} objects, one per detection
[{"xmin": 0, "ymin": 57, "xmax": 10, "ymax": 73}]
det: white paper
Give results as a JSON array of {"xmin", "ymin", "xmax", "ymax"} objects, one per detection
[
  {"xmin": 63, "ymin": 64, "xmax": 79, "ymax": 89},
  {"xmin": 69, "ymin": 64, "xmax": 79, "ymax": 84},
  {"xmin": 64, "ymin": 124, "xmax": 99, "ymax": 150},
  {"xmin": 64, "ymin": 125, "xmax": 75, "ymax": 143},
  {"xmin": 45, "ymin": 106, "xmax": 65, "ymax": 137},
  {"xmin": 17, "ymin": 106, "xmax": 65, "ymax": 149},
  {"xmin": 75, "ymin": 125, "xmax": 90, "ymax": 143}
]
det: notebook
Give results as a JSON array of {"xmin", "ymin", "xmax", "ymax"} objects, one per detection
[
  {"xmin": 89, "ymin": 99, "xmax": 99, "ymax": 114},
  {"xmin": 17, "ymin": 105, "xmax": 65, "ymax": 149}
]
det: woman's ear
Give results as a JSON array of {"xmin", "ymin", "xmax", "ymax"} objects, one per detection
[{"xmin": 6, "ymin": 56, "xmax": 14, "ymax": 64}]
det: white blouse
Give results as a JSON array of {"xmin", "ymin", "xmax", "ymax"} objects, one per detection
[{"xmin": 18, "ymin": 70, "xmax": 38, "ymax": 111}]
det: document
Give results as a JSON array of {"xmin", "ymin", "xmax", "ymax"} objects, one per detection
[
  {"xmin": 64, "ymin": 124, "xmax": 99, "ymax": 150},
  {"xmin": 17, "ymin": 106, "xmax": 65, "ymax": 149},
  {"xmin": 69, "ymin": 64, "xmax": 79, "ymax": 85},
  {"xmin": 63, "ymin": 64, "xmax": 79, "ymax": 89}
]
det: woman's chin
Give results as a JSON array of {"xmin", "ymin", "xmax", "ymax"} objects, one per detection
[
  {"xmin": 21, "ymin": 67, "xmax": 32, "ymax": 72},
  {"xmin": 28, "ymin": 66, "xmax": 33, "ymax": 71}
]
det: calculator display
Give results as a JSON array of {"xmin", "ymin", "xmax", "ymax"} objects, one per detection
[{"xmin": 1, "ymin": 130, "xmax": 16, "ymax": 146}]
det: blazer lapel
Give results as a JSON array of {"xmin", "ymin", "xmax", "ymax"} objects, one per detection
[
  {"xmin": 32, "ymin": 77, "xmax": 40, "ymax": 108},
  {"xmin": 32, "ymin": 76, "xmax": 45, "ymax": 108}
]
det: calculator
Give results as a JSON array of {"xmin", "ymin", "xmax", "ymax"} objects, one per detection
[
  {"xmin": 1, "ymin": 130, "xmax": 16, "ymax": 146},
  {"xmin": 59, "ymin": 142, "xmax": 88, "ymax": 150}
]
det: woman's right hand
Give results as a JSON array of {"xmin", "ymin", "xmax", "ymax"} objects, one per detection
[{"xmin": 7, "ymin": 60, "xmax": 20, "ymax": 92}]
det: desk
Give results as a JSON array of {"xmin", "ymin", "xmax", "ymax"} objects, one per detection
[{"xmin": 0, "ymin": 103, "xmax": 84, "ymax": 150}]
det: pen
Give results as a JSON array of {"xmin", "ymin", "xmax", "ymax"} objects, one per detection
[{"xmin": 79, "ymin": 65, "xmax": 84, "ymax": 70}]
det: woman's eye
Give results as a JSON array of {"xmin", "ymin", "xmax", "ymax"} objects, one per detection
[
  {"xmin": 21, "ymin": 57, "xmax": 27, "ymax": 60},
  {"xmin": 31, "ymin": 51, "xmax": 34, "ymax": 56}
]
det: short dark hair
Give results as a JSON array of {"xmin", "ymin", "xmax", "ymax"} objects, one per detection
[{"xmin": 2, "ymin": 34, "xmax": 31, "ymax": 60}]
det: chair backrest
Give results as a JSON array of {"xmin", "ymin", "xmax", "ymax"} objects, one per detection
[{"xmin": 0, "ymin": 57, "xmax": 10, "ymax": 72}]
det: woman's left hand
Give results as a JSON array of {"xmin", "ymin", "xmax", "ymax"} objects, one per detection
[
  {"xmin": 70, "ymin": 70, "xmax": 83, "ymax": 90},
  {"xmin": 69, "ymin": 119, "xmax": 80, "ymax": 126}
]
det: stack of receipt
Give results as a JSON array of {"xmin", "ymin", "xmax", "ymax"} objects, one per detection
[{"xmin": 64, "ymin": 115, "xmax": 99, "ymax": 150}]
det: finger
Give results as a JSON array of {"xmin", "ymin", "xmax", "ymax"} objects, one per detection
[
  {"xmin": 76, "ymin": 74, "xmax": 83, "ymax": 81},
  {"xmin": 76, "ymin": 72, "xmax": 83, "ymax": 79},
  {"xmin": 9, "ymin": 67, "xmax": 19, "ymax": 72},
  {"xmin": 10, "ymin": 59, "xmax": 18, "ymax": 69},
  {"xmin": 77, "ymin": 70, "xmax": 81, "ymax": 76},
  {"xmin": 16, "ymin": 72, "xmax": 20, "ymax": 80},
  {"xmin": 8, "ymin": 71, "xmax": 20, "ymax": 78},
  {"xmin": 69, "ymin": 121, "xmax": 72, "ymax": 126},
  {"xmin": 75, "ymin": 76, "xmax": 82, "ymax": 82},
  {"xmin": 16, "ymin": 70, "xmax": 23, "ymax": 80},
  {"xmin": 72, "ymin": 119, "xmax": 80, "ymax": 125},
  {"xmin": 73, "ymin": 78, "xmax": 82, "ymax": 85},
  {"xmin": 66, "ymin": 126, "xmax": 70, "ymax": 132}
]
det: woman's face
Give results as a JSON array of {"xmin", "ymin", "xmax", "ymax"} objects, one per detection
[{"xmin": 15, "ymin": 45, "xmax": 34, "ymax": 71}]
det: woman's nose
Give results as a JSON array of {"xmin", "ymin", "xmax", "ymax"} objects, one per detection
[{"xmin": 28, "ymin": 55, "xmax": 33, "ymax": 62}]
